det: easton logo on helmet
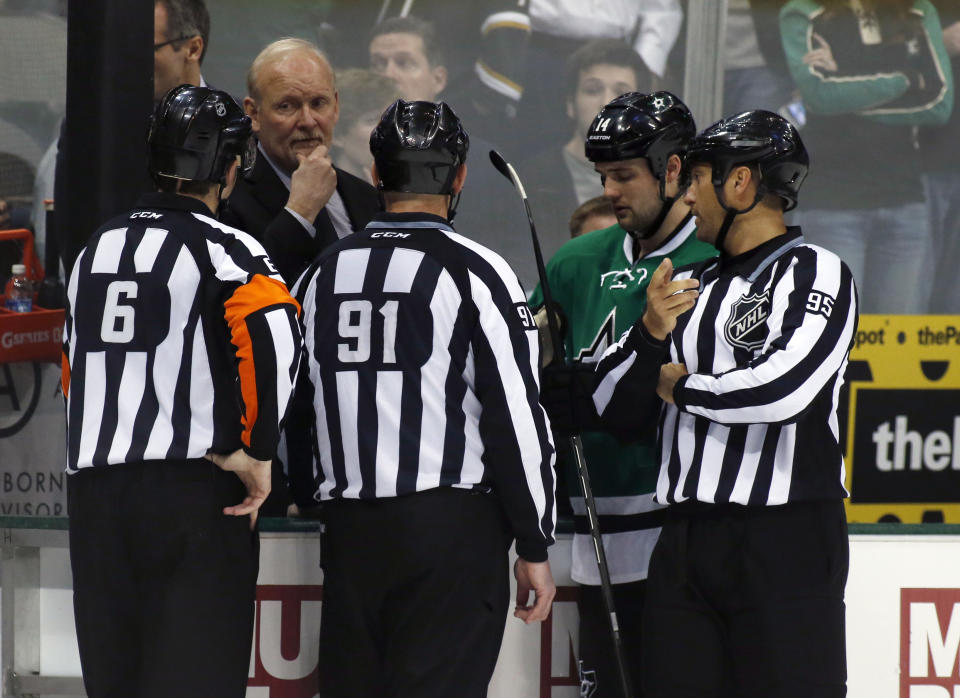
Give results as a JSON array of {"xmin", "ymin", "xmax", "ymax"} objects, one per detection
[{"xmin": 725, "ymin": 290, "xmax": 771, "ymax": 351}]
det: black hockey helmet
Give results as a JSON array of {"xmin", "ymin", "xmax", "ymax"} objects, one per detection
[
  {"xmin": 369, "ymin": 99, "xmax": 469, "ymax": 196},
  {"xmin": 148, "ymin": 84, "xmax": 255, "ymax": 187},
  {"xmin": 685, "ymin": 109, "xmax": 808, "ymax": 212},
  {"xmin": 585, "ymin": 91, "xmax": 696, "ymax": 181}
]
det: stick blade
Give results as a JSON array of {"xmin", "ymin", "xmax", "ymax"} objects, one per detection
[{"xmin": 488, "ymin": 149, "xmax": 512, "ymax": 180}]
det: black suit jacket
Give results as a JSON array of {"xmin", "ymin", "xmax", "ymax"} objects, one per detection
[{"xmin": 221, "ymin": 155, "xmax": 380, "ymax": 285}]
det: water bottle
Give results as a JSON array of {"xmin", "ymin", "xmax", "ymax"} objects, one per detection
[{"xmin": 4, "ymin": 264, "xmax": 33, "ymax": 313}]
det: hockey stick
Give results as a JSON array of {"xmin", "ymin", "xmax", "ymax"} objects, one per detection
[{"xmin": 490, "ymin": 149, "xmax": 635, "ymax": 698}]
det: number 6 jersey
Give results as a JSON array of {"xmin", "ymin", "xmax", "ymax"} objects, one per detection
[
  {"xmin": 289, "ymin": 212, "xmax": 556, "ymax": 562},
  {"xmin": 62, "ymin": 192, "xmax": 302, "ymax": 472}
]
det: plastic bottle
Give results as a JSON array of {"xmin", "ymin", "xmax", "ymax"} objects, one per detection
[{"xmin": 4, "ymin": 264, "xmax": 33, "ymax": 313}]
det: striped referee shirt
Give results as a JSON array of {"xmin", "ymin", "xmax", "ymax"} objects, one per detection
[
  {"xmin": 594, "ymin": 228, "xmax": 858, "ymax": 506},
  {"xmin": 62, "ymin": 192, "xmax": 302, "ymax": 473},
  {"xmin": 290, "ymin": 212, "xmax": 556, "ymax": 561}
]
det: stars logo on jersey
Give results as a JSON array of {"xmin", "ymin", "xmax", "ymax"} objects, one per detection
[
  {"xmin": 725, "ymin": 290, "xmax": 771, "ymax": 351},
  {"xmin": 599, "ymin": 266, "xmax": 649, "ymax": 291},
  {"xmin": 577, "ymin": 309, "xmax": 616, "ymax": 362}
]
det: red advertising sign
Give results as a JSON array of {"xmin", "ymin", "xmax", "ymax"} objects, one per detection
[
  {"xmin": 901, "ymin": 588, "xmax": 960, "ymax": 697},
  {"xmin": 248, "ymin": 585, "xmax": 323, "ymax": 698}
]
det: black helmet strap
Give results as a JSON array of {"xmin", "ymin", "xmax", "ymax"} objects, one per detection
[{"xmin": 712, "ymin": 176, "xmax": 762, "ymax": 253}]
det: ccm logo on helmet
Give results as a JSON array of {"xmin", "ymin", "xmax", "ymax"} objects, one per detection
[{"xmin": 370, "ymin": 232, "xmax": 410, "ymax": 239}]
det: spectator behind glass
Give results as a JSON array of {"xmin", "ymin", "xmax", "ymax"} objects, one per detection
[
  {"xmin": 367, "ymin": 16, "xmax": 534, "ymax": 290},
  {"xmin": 321, "ymin": 2, "xmax": 530, "ymax": 146},
  {"xmin": 153, "ymin": 0, "xmax": 209, "ymax": 101},
  {"xmin": 520, "ymin": 40, "xmax": 651, "ymax": 263},
  {"xmin": 569, "ymin": 196, "xmax": 618, "ymax": 238},
  {"xmin": 724, "ymin": 0, "xmax": 794, "ymax": 115},
  {"xmin": 331, "ymin": 69, "xmax": 399, "ymax": 186},
  {"xmin": 510, "ymin": 0, "xmax": 683, "ymax": 157},
  {"xmin": 780, "ymin": 0, "xmax": 953, "ymax": 313},
  {"xmin": 920, "ymin": 0, "xmax": 960, "ymax": 313}
]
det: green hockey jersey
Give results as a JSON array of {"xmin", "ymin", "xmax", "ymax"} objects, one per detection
[{"xmin": 530, "ymin": 216, "xmax": 716, "ymax": 584}]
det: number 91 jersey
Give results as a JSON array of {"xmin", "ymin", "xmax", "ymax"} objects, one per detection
[
  {"xmin": 288, "ymin": 212, "xmax": 556, "ymax": 559},
  {"xmin": 62, "ymin": 192, "xmax": 302, "ymax": 472}
]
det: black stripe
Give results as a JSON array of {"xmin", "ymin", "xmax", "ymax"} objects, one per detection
[
  {"xmin": 395, "ymin": 366, "xmax": 423, "ymax": 494},
  {"xmin": 680, "ymin": 417, "xmax": 711, "ymax": 501},
  {"xmin": 713, "ymin": 424, "xmax": 748, "ymax": 504},
  {"xmin": 572, "ymin": 508, "xmax": 667, "ymax": 534},
  {"xmin": 748, "ymin": 424, "xmax": 781, "ymax": 506}
]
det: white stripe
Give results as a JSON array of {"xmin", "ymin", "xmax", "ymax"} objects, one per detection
[
  {"xmin": 728, "ymin": 424, "xmax": 767, "ymax": 504},
  {"xmin": 194, "ymin": 212, "xmax": 271, "ymax": 257},
  {"xmin": 444, "ymin": 230, "xmax": 525, "ymax": 302},
  {"xmin": 336, "ymin": 371, "xmax": 363, "ymax": 498},
  {"xmin": 594, "ymin": 350, "xmax": 636, "ymax": 416},
  {"xmin": 571, "ymin": 527, "xmax": 661, "ymax": 585},
  {"xmin": 144, "ymin": 246, "xmax": 199, "ymax": 458},
  {"xmin": 334, "ymin": 249, "xmax": 370, "ymax": 294},
  {"xmin": 673, "ymin": 412, "xmax": 698, "ymax": 502},
  {"xmin": 106, "ymin": 352, "xmax": 148, "ymax": 463},
  {"xmin": 416, "ymin": 271, "xmax": 460, "ymax": 490},
  {"xmin": 90, "ymin": 228, "xmax": 127, "ymax": 274},
  {"xmin": 696, "ymin": 421, "xmax": 730, "ymax": 503},
  {"xmin": 767, "ymin": 424, "xmax": 797, "ymax": 505},
  {"xmin": 481, "ymin": 11, "xmax": 530, "ymax": 34},
  {"xmin": 77, "ymin": 352, "xmax": 106, "ymax": 467},
  {"xmin": 265, "ymin": 308, "xmax": 297, "ymax": 424},
  {"xmin": 470, "ymin": 270, "xmax": 549, "ymax": 522},
  {"xmin": 459, "ymin": 373, "xmax": 486, "ymax": 486},
  {"xmin": 474, "ymin": 61, "xmax": 523, "ymax": 102},
  {"xmin": 134, "ymin": 227, "xmax": 167, "ymax": 272},
  {"xmin": 375, "ymin": 371, "xmax": 402, "ymax": 496},
  {"xmin": 383, "ymin": 248, "xmax": 423, "ymax": 293},
  {"xmin": 66, "ymin": 249, "xmax": 85, "ymax": 370},
  {"xmin": 300, "ymin": 272, "xmax": 336, "ymax": 501},
  {"xmin": 186, "ymin": 328, "xmax": 214, "ymax": 456}
]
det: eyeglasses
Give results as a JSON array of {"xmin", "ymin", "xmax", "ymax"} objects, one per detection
[{"xmin": 154, "ymin": 35, "xmax": 193, "ymax": 51}]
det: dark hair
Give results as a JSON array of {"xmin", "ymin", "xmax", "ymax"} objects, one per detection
[
  {"xmin": 369, "ymin": 15, "xmax": 445, "ymax": 68},
  {"xmin": 156, "ymin": 0, "xmax": 211, "ymax": 63},
  {"xmin": 563, "ymin": 39, "xmax": 652, "ymax": 102},
  {"xmin": 568, "ymin": 196, "xmax": 616, "ymax": 237}
]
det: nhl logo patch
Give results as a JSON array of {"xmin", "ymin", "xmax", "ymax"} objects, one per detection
[
  {"xmin": 725, "ymin": 290, "xmax": 771, "ymax": 351},
  {"xmin": 215, "ymin": 101, "xmax": 227, "ymax": 117}
]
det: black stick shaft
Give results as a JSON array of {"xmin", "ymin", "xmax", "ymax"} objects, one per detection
[{"xmin": 490, "ymin": 150, "xmax": 635, "ymax": 698}]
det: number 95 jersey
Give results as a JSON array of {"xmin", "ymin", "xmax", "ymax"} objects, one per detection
[{"xmin": 62, "ymin": 192, "xmax": 302, "ymax": 473}]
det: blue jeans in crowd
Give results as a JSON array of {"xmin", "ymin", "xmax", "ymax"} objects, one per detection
[
  {"xmin": 798, "ymin": 202, "xmax": 930, "ymax": 314},
  {"xmin": 922, "ymin": 173, "xmax": 960, "ymax": 314}
]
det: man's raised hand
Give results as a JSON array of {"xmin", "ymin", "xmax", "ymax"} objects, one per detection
[{"xmin": 642, "ymin": 258, "xmax": 699, "ymax": 340}]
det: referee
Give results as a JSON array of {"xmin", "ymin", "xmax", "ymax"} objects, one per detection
[
  {"xmin": 62, "ymin": 86, "xmax": 302, "ymax": 698},
  {"xmin": 290, "ymin": 99, "xmax": 556, "ymax": 697},
  {"xmin": 593, "ymin": 111, "xmax": 858, "ymax": 697}
]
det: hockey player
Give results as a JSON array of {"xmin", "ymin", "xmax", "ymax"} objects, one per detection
[
  {"xmin": 594, "ymin": 110, "xmax": 857, "ymax": 697},
  {"xmin": 530, "ymin": 91, "xmax": 716, "ymax": 696}
]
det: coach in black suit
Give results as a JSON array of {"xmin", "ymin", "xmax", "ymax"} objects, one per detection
[{"xmin": 222, "ymin": 38, "xmax": 380, "ymax": 286}]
